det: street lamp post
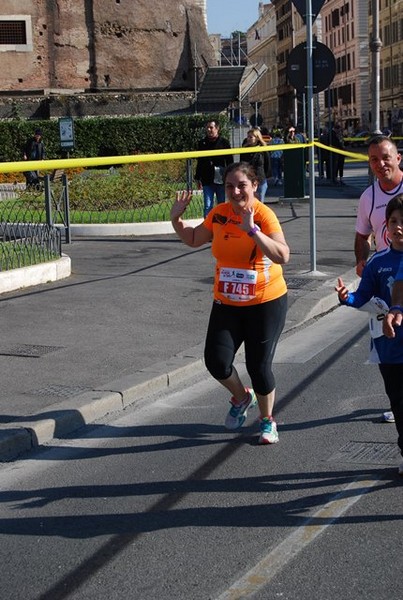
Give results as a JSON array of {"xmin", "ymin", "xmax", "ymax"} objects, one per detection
[
  {"xmin": 370, "ymin": 0, "xmax": 382, "ymax": 134},
  {"xmin": 306, "ymin": 0, "xmax": 320, "ymax": 273}
]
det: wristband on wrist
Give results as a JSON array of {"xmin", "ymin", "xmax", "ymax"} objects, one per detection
[
  {"xmin": 248, "ymin": 225, "xmax": 261, "ymax": 237},
  {"xmin": 389, "ymin": 305, "xmax": 403, "ymax": 313}
]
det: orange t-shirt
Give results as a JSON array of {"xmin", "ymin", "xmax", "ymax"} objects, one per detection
[{"xmin": 203, "ymin": 200, "xmax": 287, "ymax": 306}]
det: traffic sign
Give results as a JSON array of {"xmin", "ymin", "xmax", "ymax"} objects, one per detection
[
  {"xmin": 287, "ymin": 42, "xmax": 336, "ymax": 93},
  {"xmin": 292, "ymin": 0, "xmax": 326, "ymax": 24}
]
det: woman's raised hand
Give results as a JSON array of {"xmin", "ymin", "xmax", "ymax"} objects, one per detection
[
  {"xmin": 238, "ymin": 206, "xmax": 255, "ymax": 233},
  {"xmin": 171, "ymin": 190, "xmax": 192, "ymax": 220}
]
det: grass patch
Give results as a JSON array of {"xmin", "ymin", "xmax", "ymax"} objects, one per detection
[
  {"xmin": 0, "ymin": 241, "xmax": 60, "ymax": 270},
  {"xmin": 1, "ymin": 162, "xmax": 204, "ymax": 224}
]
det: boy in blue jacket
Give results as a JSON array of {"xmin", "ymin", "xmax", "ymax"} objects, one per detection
[{"xmin": 336, "ymin": 194, "xmax": 403, "ymax": 476}]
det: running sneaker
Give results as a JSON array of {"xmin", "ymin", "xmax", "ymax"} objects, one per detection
[
  {"xmin": 224, "ymin": 388, "xmax": 257, "ymax": 430},
  {"xmin": 258, "ymin": 418, "xmax": 279, "ymax": 445},
  {"xmin": 382, "ymin": 411, "xmax": 395, "ymax": 423},
  {"xmin": 398, "ymin": 460, "xmax": 403, "ymax": 476}
]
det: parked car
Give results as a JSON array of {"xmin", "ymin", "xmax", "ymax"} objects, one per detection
[{"xmin": 350, "ymin": 131, "xmax": 370, "ymax": 147}]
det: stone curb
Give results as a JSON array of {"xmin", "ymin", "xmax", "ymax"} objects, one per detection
[
  {"xmin": 0, "ymin": 254, "xmax": 71, "ymax": 295},
  {"xmin": 283, "ymin": 267, "xmax": 359, "ymax": 333},
  {"xmin": 0, "ymin": 348, "xmax": 206, "ymax": 461}
]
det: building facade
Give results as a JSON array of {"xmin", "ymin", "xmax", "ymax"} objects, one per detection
[
  {"xmin": 244, "ymin": 0, "xmax": 403, "ymax": 135},
  {"xmin": 0, "ymin": 0, "xmax": 214, "ymax": 94},
  {"xmin": 377, "ymin": 0, "xmax": 403, "ymax": 134},
  {"xmin": 321, "ymin": 0, "xmax": 370, "ymax": 133},
  {"xmin": 247, "ymin": 3, "xmax": 279, "ymax": 127}
]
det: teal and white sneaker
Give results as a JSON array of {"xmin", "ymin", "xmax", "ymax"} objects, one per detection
[
  {"xmin": 224, "ymin": 388, "xmax": 257, "ymax": 430},
  {"xmin": 258, "ymin": 418, "xmax": 279, "ymax": 444}
]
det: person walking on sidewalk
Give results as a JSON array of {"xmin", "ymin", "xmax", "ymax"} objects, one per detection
[
  {"xmin": 194, "ymin": 120, "xmax": 233, "ymax": 218},
  {"xmin": 171, "ymin": 162, "xmax": 289, "ymax": 444},
  {"xmin": 354, "ymin": 134, "xmax": 403, "ymax": 423},
  {"xmin": 336, "ymin": 194, "xmax": 403, "ymax": 476}
]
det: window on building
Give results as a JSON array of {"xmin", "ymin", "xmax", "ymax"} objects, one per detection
[
  {"xmin": 384, "ymin": 24, "xmax": 391, "ymax": 46},
  {"xmin": 392, "ymin": 64, "xmax": 399, "ymax": 85},
  {"xmin": 384, "ymin": 66, "xmax": 391, "ymax": 89},
  {"xmin": 392, "ymin": 20, "xmax": 398, "ymax": 43},
  {"xmin": 340, "ymin": 3, "xmax": 349, "ymax": 17},
  {"xmin": 0, "ymin": 20, "xmax": 26, "ymax": 44},
  {"xmin": 332, "ymin": 9, "xmax": 340, "ymax": 28},
  {"xmin": 339, "ymin": 84, "xmax": 352, "ymax": 104},
  {"xmin": 0, "ymin": 15, "xmax": 32, "ymax": 51}
]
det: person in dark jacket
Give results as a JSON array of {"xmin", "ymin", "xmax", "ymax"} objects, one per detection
[
  {"xmin": 318, "ymin": 127, "xmax": 330, "ymax": 179},
  {"xmin": 23, "ymin": 128, "xmax": 46, "ymax": 187},
  {"xmin": 195, "ymin": 120, "xmax": 233, "ymax": 217},
  {"xmin": 330, "ymin": 123, "xmax": 345, "ymax": 184},
  {"xmin": 241, "ymin": 128, "xmax": 270, "ymax": 201}
]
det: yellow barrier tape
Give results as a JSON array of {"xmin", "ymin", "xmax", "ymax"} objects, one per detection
[
  {"xmin": 0, "ymin": 140, "xmax": 367, "ymax": 174},
  {"xmin": 315, "ymin": 141, "xmax": 368, "ymax": 161}
]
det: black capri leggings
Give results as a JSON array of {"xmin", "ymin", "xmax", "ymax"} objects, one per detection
[
  {"xmin": 379, "ymin": 363, "xmax": 403, "ymax": 456},
  {"xmin": 204, "ymin": 294, "xmax": 287, "ymax": 396}
]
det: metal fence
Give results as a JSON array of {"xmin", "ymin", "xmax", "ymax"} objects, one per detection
[
  {"xmin": 0, "ymin": 221, "xmax": 61, "ymax": 272},
  {"xmin": 0, "ymin": 157, "xmax": 205, "ymax": 272}
]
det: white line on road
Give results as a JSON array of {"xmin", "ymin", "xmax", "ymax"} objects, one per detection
[{"xmin": 215, "ymin": 476, "xmax": 383, "ymax": 600}]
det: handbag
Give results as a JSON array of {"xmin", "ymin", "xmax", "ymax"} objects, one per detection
[{"xmin": 213, "ymin": 165, "xmax": 224, "ymax": 185}]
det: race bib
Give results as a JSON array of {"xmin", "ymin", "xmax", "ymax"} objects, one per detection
[{"xmin": 218, "ymin": 267, "xmax": 258, "ymax": 302}]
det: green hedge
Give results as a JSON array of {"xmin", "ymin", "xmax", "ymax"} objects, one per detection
[{"xmin": 0, "ymin": 113, "xmax": 230, "ymax": 163}]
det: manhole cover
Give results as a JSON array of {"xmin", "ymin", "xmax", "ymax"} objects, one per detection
[
  {"xmin": 329, "ymin": 441, "xmax": 399, "ymax": 465},
  {"xmin": 0, "ymin": 344, "xmax": 63, "ymax": 357},
  {"xmin": 29, "ymin": 384, "xmax": 91, "ymax": 398},
  {"xmin": 285, "ymin": 277, "xmax": 311, "ymax": 289}
]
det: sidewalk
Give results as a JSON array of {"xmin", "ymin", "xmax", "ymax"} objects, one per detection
[{"xmin": 0, "ymin": 167, "xmax": 366, "ymax": 460}]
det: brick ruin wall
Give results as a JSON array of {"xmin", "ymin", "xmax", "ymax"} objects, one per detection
[{"xmin": 0, "ymin": 0, "xmax": 214, "ymax": 119}]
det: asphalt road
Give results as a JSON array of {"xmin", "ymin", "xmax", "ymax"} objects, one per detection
[{"xmin": 0, "ymin": 305, "xmax": 401, "ymax": 600}]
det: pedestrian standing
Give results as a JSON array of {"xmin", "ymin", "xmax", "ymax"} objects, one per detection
[
  {"xmin": 318, "ymin": 127, "xmax": 329, "ymax": 179},
  {"xmin": 23, "ymin": 128, "xmax": 46, "ymax": 188},
  {"xmin": 329, "ymin": 123, "xmax": 345, "ymax": 184},
  {"xmin": 195, "ymin": 121, "xmax": 233, "ymax": 217},
  {"xmin": 241, "ymin": 128, "xmax": 270, "ymax": 202},
  {"xmin": 270, "ymin": 130, "xmax": 284, "ymax": 185}
]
